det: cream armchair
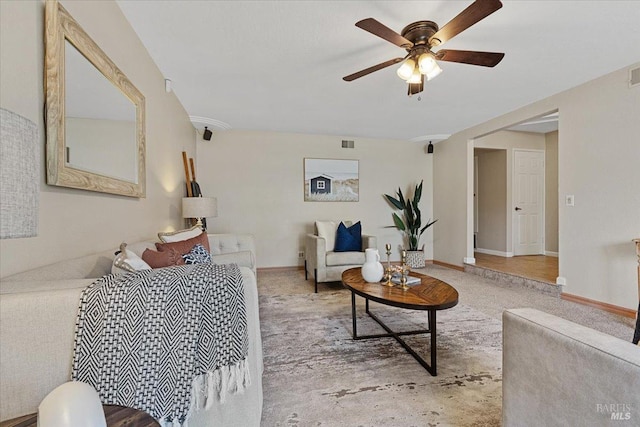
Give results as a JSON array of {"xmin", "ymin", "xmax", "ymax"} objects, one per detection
[{"xmin": 304, "ymin": 221, "xmax": 377, "ymax": 293}]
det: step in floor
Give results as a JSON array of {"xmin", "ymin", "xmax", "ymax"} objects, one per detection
[{"xmin": 464, "ymin": 263, "xmax": 562, "ymax": 297}]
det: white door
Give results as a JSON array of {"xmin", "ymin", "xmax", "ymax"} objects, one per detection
[{"xmin": 513, "ymin": 150, "xmax": 544, "ymax": 255}]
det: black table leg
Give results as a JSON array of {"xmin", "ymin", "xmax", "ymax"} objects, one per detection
[
  {"xmin": 429, "ymin": 309, "xmax": 437, "ymax": 374},
  {"xmin": 351, "ymin": 291, "xmax": 357, "ymax": 338},
  {"xmin": 348, "ymin": 294, "xmax": 439, "ymax": 375},
  {"xmin": 633, "ymin": 301, "xmax": 640, "ymax": 345}
]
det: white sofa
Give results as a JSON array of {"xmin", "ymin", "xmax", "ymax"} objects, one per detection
[
  {"xmin": 503, "ymin": 308, "xmax": 640, "ymax": 426},
  {"xmin": 0, "ymin": 234, "xmax": 263, "ymax": 426}
]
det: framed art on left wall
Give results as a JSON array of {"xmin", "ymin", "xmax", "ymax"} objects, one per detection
[{"xmin": 304, "ymin": 158, "xmax": 359, "ymax": 202}]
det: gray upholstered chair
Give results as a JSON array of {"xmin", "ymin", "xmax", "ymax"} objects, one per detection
[{"xmin": 304, "ymin": 220, "xmax": 377, "ymax": 293}]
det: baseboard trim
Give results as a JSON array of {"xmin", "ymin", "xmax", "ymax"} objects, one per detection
[
  {"xmin": 257, "ymin": 266, "xmax": 304, "ymax": 273},
  {"xmin": 544, "ymin": 251, "xmax": 559, "ymax": 257},
  {"xmin": 475, "ymin": 248, "xmax": 514, "ymax": 257},
  {"xmin": 432, "ymin": 260, "xmax": 465, "ymax": 271},
  {"xmin": 561, "ymin": 293, "xmax": 637, "ymax": 319},
  {"xmin": 259, "ymin": 262, "xmax": 466, "ymax": 274}
]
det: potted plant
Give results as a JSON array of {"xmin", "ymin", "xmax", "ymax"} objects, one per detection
[{"xmin": 383, "ymin": 180, "xmax": 437, "ymax": 268}]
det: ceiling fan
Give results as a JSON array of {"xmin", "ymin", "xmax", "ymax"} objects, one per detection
[{"xmin": 343, "ymin": 0, "xmax": 505, "ymax": 96}]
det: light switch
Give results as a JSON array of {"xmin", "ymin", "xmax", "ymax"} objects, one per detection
[{"xmin": 565, "ymin": 195, "xmax": 575, "ymax": 206}]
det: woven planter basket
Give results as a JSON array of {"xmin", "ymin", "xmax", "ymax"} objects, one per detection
[{"xmin": 405, "ymin": 250, "xmax": 425, "ymax": 268}]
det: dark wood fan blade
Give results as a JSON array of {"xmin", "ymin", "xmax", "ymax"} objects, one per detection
[
  {"xmin": 356, "ymin": 18, "xmax": 413, "ymax": 49},
  {"xmin": 343, "ymin": 57, "xmax": 404, "ymax": 81},
  {"xmin": 429, "ymin": 0, "xmax": 503, "ymax": 46},
  {"xmin": 435, "ymin": 49, "xmax": 504, "ymax": 67},
  {"xmin": 407, "ymin": 74, "xmax": 425, "ymax": 96}
]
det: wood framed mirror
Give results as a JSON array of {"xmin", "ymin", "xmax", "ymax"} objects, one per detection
[{"xmin": 45, "ymin": 0, "xmax": 146, "ymax": 197}]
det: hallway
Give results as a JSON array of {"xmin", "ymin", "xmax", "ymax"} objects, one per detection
[{"xmin": 473, "ymin": 252, "xmax": 558, "ymax": 284}]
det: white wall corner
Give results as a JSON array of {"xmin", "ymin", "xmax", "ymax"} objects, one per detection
[{"xmin": 464, "ymin": 256, "xmax": 476, "ymax": 264}]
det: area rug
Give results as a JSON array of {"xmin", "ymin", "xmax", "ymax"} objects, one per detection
[{"xmin": 260, "ymin": 289, "xmax": 503, "ymax": 426}]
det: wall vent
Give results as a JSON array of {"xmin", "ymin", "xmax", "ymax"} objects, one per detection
[
  {"xmin": 341, "ymin": 140, "xmax": 354, "ymax": 149},
  {"xmin": 630, "ymin": 66, "xmax": 640, "ymax": 88}
]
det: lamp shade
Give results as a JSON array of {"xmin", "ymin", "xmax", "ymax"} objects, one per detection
[
  {"xmin": 407, "ymin": 67, "xmax": 422, "ymax": 84},
  {"xmin": 425, "ymin": 62, "xmax": 442, "ymax": 81},
  {"xmin": 182, "ymin": 197, "xmax": 218, "ymax": 219},
  {"xmin": 38, "ymin": 381, "xmax": 107, "ymax": 427},
  {"xmin": 418, "ymin": 53, "xmax": 443, "ymax": 80},
  {"xmin": 418, "ymin": 53, "xmax": 437, "ymax": 74},
  {"xmin": 396, "ymin": 58, "xmax": 416, "ymax": 81}
]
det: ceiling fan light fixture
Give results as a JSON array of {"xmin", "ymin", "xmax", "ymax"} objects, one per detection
[
  {"xmin": 425, "ymin": 62, "xmax": 443, "ymax": 81},
  {"xmin": 407, "ymin": 67, "xmax": 422, "ymax": 84},
  {"xmin": 396, "ymin": 58, "xmax": 416, "ymax": 81},
  {"xmin": 344, "ymin": 1, "xmax": 506, "ymax": 94},
  {"xmin": 418, "ymin": 52, "xmax": 442, "ymax": 80},
  {"xmin": 418, "ymin": 52, "xmax": 436, "ymax": 73}
]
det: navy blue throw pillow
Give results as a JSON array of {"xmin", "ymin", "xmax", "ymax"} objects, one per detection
[
  {"xmin": 334, "ymin": 221, "xmax": 362, "ymax": 252},
  {"xmin": 182, "ymin": 243, "xmax": 213, "ymax": 264}
]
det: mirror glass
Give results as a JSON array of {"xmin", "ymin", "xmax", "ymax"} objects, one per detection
[
  {"xmin": 45, "ymin": 0, "xmax": 145, "ymax": 198},
  {"xmin": 65, "ymin": 41, "xmax": 138, "ymax": 183}
]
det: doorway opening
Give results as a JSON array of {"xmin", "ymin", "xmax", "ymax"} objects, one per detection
[{"xmin": 471, "ymin": 111, "xmax": 559, "ymax": 284}]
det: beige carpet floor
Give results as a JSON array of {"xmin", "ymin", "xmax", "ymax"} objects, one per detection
[{"xmin": 257, "ymin": 265, "xmax": 636, "ymax": 426}]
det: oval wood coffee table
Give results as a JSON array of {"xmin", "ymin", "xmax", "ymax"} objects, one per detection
[{"xmin": 342, "ymin": 267, "xmax": 459, "ymax": 376}]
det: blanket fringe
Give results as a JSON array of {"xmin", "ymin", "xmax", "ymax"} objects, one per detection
[
  {"xmin": 158, "ymin": 417, "xmax": 185, "ymax": 427},
  {"xmin": 189, "ymin": 358, "xmax": 251, "ymax": 414},
  {"xmin": 159, "ymin": 358, "xmax": 251, "ymax": 427}
]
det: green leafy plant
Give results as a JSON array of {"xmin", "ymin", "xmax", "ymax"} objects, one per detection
[{"xmin": 383, "ymin": 180, "xmax": 437, "ymax": 251}]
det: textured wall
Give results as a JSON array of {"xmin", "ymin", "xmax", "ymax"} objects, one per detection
[
  {"xmin": 476, "ymin": 149, "xmax": 507, "ymax": 253},
  {"xmin": 0, "ymin": 0, "xmax": 195, "ymax": 277}
]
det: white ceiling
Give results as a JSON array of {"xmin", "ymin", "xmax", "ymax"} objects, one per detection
[{"xmin": 115, "ymin": 1, "xmax": 640, "ymax": 141}]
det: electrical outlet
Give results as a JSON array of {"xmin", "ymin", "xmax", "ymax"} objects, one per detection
[{"xmin": 298, "ymin": 251, "xmax": 305, "ymax": 259}]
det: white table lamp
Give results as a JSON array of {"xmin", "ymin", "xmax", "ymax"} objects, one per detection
[
  {"xmin": 38, "ymin": 381, "xmax": 107, "ymax": 427},
  {"xmin": 182, "ymin": 197, "xmax": 217, "ymax": 230}
]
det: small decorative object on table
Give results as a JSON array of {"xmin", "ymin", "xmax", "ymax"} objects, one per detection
[
  {"xmin": 388, "ymin": 250, "xmax": 419, "ymax": 289},
  {"xmin": 405, "ymin": 250, "xmax": 425, "ymax": 269},
  {"xmin": 391, "ymin": 272, "xmax": 420, "ymax": 286},
  {"xmin": 361, "ymin": 248, "xmax": 384, "ymax": 283},
  {"xmin": 398, "ymin": 250, "xmax": 411, "ymax": 291},
  {"xmin": 383, "ymin": 243, "xmax": 394, "ymax": 286}
]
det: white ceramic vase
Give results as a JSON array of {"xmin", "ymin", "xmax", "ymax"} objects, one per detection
[{"xmin": 361, "ymin": 248, "xmax": 384, "ymax": 283}]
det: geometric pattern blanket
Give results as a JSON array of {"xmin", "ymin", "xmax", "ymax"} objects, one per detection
[{"xmin": 72, "ymin": 263, "xmax": 249, "ymax": 427}]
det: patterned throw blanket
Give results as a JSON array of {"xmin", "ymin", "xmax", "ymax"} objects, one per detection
[{"xmin": 72, "ymin": 263, "xmax": 249, "ymax": 427}]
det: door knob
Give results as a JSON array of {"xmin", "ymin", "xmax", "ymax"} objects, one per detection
[{"xmin": 515, "ymin": 207, "xmax": 522, "ymax": 211}]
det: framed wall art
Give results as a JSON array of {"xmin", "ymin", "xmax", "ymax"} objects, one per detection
[{"xmin": 304, "ymin": 158, "xmax": 359, "ymax": 202}]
